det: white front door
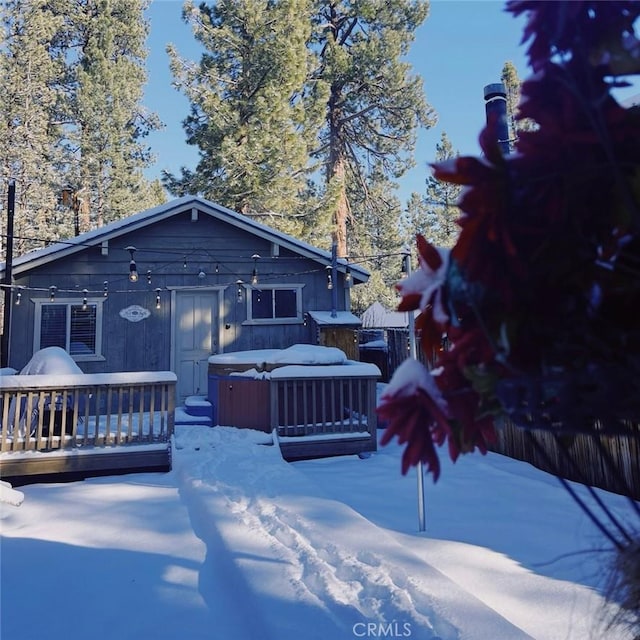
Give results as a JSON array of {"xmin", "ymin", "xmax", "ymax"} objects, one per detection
[{"xmin": 174, "ymin": 290, "xmax": 219, "ymax": 404}]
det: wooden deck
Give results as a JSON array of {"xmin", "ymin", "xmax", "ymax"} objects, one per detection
[{"xmin": 0, "ymin": 371, "xmax": 176, "ymax": 480}]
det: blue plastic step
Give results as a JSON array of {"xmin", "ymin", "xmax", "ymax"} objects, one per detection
[
  {"xmin": 184, "ymin": 395, "xmax": 213, "ymax": 418},
  {"xmin": 175, "ymin": 406, "xmax": 212, "ymax": 427}
]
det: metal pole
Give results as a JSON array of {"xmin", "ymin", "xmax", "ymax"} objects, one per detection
[
  {"xmin": 1, "ymin": 180, "xmax": 15, "ymax": 368},
  {"xmin": 404, "ymin": 250, "xmax": 426, "ymax": 532},
  {"xmin": 330, "ymin": 241, "xmax": 338, "ymax": 318}
]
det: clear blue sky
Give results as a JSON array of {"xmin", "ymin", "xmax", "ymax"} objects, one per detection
[{"xmin": 141, "ymin": 1, "xmax": 637, "ymax": 203}]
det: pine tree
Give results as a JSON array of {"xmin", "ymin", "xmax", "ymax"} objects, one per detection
[
  {"xmin": 0, "ymin": 0, "xmax": 69, "ymax": 256},
  {"xmin": 312, "ymin": 0, "xmax": 435, "ymax": 257},
  {"xmin": 61, "ymin": 0, "xmax": 164, "ymax": 230},
  {"xmin": 165, "ymin": 0, "xmax": 322, "ymax": 236},
  {"xmin": 347, "ymin": 164, "xmax": 405, "ymax": 315},
  {"xmin": 401, "ymin": 132, "xmax": 460, "ymax": 249},
  {"xmin": 1, "ymin": 0, "xmax": 164, "ymax": 255},
  {"xmin": 501, "ymin": 60, "xmax": 536, "ymax": 150}
]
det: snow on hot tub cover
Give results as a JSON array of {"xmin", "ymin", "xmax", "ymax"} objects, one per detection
[{"xmin": 208, "ymin": 344, "xmax": 348, "ymax": 367}]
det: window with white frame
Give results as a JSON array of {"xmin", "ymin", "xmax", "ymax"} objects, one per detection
[
  {"xmin": 34, "ymin": 298, "xmax": 104, "ymax": 360},
  {"xmin": 245, "ymin": 285, "xmax": 303, "ymax": 324}
]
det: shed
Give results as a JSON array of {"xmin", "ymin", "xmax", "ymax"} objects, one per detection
[{"xmin": 0, "ymin": 196, "xmax": 369, "ymax": 404}]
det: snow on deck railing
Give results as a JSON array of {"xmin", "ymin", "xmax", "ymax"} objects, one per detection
[{"xmin": 0, "ymin": 372, "xmax": 176, "ymax": 453}]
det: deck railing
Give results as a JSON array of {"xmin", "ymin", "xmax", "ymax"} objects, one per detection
[
  {"xmin": 268, "ymin": 365, "xmax": 379, "ymax": 459},
  {"xmin": 0, "ymin": 372, "xmax": 176, "ymax": 455}
]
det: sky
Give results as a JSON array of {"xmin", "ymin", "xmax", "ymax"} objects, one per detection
[
  {"xmin": 2, "ymin": 420, "xmax": 636, "ymax": 640},
  {"xmin": 141, "ymin": 1, "xmax": 533, "ymax": 203}
]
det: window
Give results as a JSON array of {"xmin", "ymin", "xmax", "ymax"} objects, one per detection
[
  {"xmin": 34, "ymin": 298, "xmax": 104, "ymax": 360},
  {"xmin": 245, "ymin": 285, "xmax": 303, "ymax": 324}
]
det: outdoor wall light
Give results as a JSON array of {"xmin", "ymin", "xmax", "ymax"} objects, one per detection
[
  {"xmin": 198, "ymin": 268, "xmax": 206, "ymax": 280},
  {"xmin": 126, "ymin": 246, "xmax": 138, "ymax": 282}
]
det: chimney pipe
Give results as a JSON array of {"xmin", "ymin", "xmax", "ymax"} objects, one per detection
[{"xmin": 484, "ymin": 83, "xmax": 510, "ymax": 155}]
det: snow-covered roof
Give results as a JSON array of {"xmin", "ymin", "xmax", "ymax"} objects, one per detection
[
  {"xmin": 0, "ymin": 196, "xmax": 370, "ymax": 283},
  {"xmin": 360, "ymin": 301, "xmax": 408, "ymax": 328}
]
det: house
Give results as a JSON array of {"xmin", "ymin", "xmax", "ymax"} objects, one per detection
[{"xmin": 0, "ymin": 196, "xmax": 369, "ymax": 405}]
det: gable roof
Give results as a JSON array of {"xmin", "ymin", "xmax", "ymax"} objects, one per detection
[{"xmin": 1, "ymin": 196, "xmax": 369, "ymax": 282}]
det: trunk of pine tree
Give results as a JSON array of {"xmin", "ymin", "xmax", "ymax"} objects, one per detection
[
  {"xmin": 330, "ymin": 157, "xmax": 349, "ymax": 258},
  {"xmin": 327, "ymin": 78, "xmax": 349, "ymax": 258}
]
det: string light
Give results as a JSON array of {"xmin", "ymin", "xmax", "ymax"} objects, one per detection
[
  {"xmin": 155, "ymin": 288, "xmax": 161, "ymax": 310},
  {"xmin": 126, "ymin": 246, "xmax": 138, "ymax": 282},
  {"xmin": 326, "ymin": 266, "xmax": 333, "ymax": 290},
  {"xmin": 147, "ymin": 270, "xmax": 152, "ymax": 285},
  {"xmin": 236, "ymin": 280, "xmax": 244, "ymax": 303},
  {"xmin": 251, "ymin": 254, "xmax": 260, "ymax": 285},
  {"xmin": 82, "ymin": 289, "xmax": 88, "ymax": 311},
  {"xmin": 345, "ymin": 266, "xmax": 352, "ymax": 287},
  {"xmin": 49, "ymin": 286, "xmax": 57, "ymax": 302},
  {"xmin": 103, "ymin": 280, "xmax": 109, "ymax": 297},
  {"xmin": 15, "ymin": 288, "xmax": 22, "ymax": 306},
  {"xmin": 183, "ymin": 256, "xmax": 187, "ymax": 269}
]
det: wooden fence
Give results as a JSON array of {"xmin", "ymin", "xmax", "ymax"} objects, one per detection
[
  {"xmin": 0, "ymin": 371, "xmax": 176, "ymax": 478},
  {"xmin": 492, "ymin": 421, "xmax": 640, "ymax": 500},
  {"xmin": 362, "ymin": 327, "xmax": 640, "ymax": 499}
]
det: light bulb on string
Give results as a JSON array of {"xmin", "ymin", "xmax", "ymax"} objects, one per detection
[
  {"xmin": 103, "ymin": 281, "xmax": 109, "ymax": 297},
  {"xmin": 344, "ymin": 266, "xmax": 352, "ymax": 287},
  {"xmin": 155, "ymin": 288, "xmax": 162, "ymax": 310},
  {"xmin": 126, "ymin": 246, "xmax": 138, "ymax": 282},
  {"xmin": 15, "ymin": 288, "xmax": 22, "ymax": 306},
  {"xmin": 147, "ymin": 270, "xmax": 152, "ymax": 285},
  {"xmin": 251, "ymin": 254, "xmax": 260, "ymax": 285},
  {"xmin": 236, "ymin": 280, "xmax": 244, "ymax": 303},
  {"xmin": 49, "ymin": 286, "xmax": 57, "ymax": 302},
  {"xmin": 326, "ymin": 266, "xmax": 333, "ymax": 290},
  {"xmin": 82, "ymin": 289, "xmax": 88, "ymax": 311}
]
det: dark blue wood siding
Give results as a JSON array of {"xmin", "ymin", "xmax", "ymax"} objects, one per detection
[{"xmin": 7, "ymin": 208, "xmax": 353, "ymax": 372}]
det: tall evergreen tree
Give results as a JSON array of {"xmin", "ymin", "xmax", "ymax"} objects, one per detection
[
  {"xmin": 0, "ymin": 0, "xmax": 69, "ymax": 256},
  {"xmin": 346, "ymin": 164, "xmax": 405, "ymax": 315},
  {"xmin": 401, "ymin": 131, "xmax": 460, "ymax": 249},
  {"xmin": 1, "ymin": 0, "xmax": 163, "ymax": 254},
  {"xmin": 312, "ymin": 0, "xmax": 435, "ymax": 257},
  {"xmin": 501, "ymin": 60, "xmax": 536, "ymax": 150},
  {"xmin": 165, "ymin": 0, "xmax": 323, "ymax": 236},
  {"xmin": 62, "ymin": 0, "xmax": 164, "ymax": 230}
]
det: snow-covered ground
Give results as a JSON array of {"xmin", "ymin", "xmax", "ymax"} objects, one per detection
[{"xmin": 1, "ymin": 424, "xmax": 636, "ymax": 640}]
